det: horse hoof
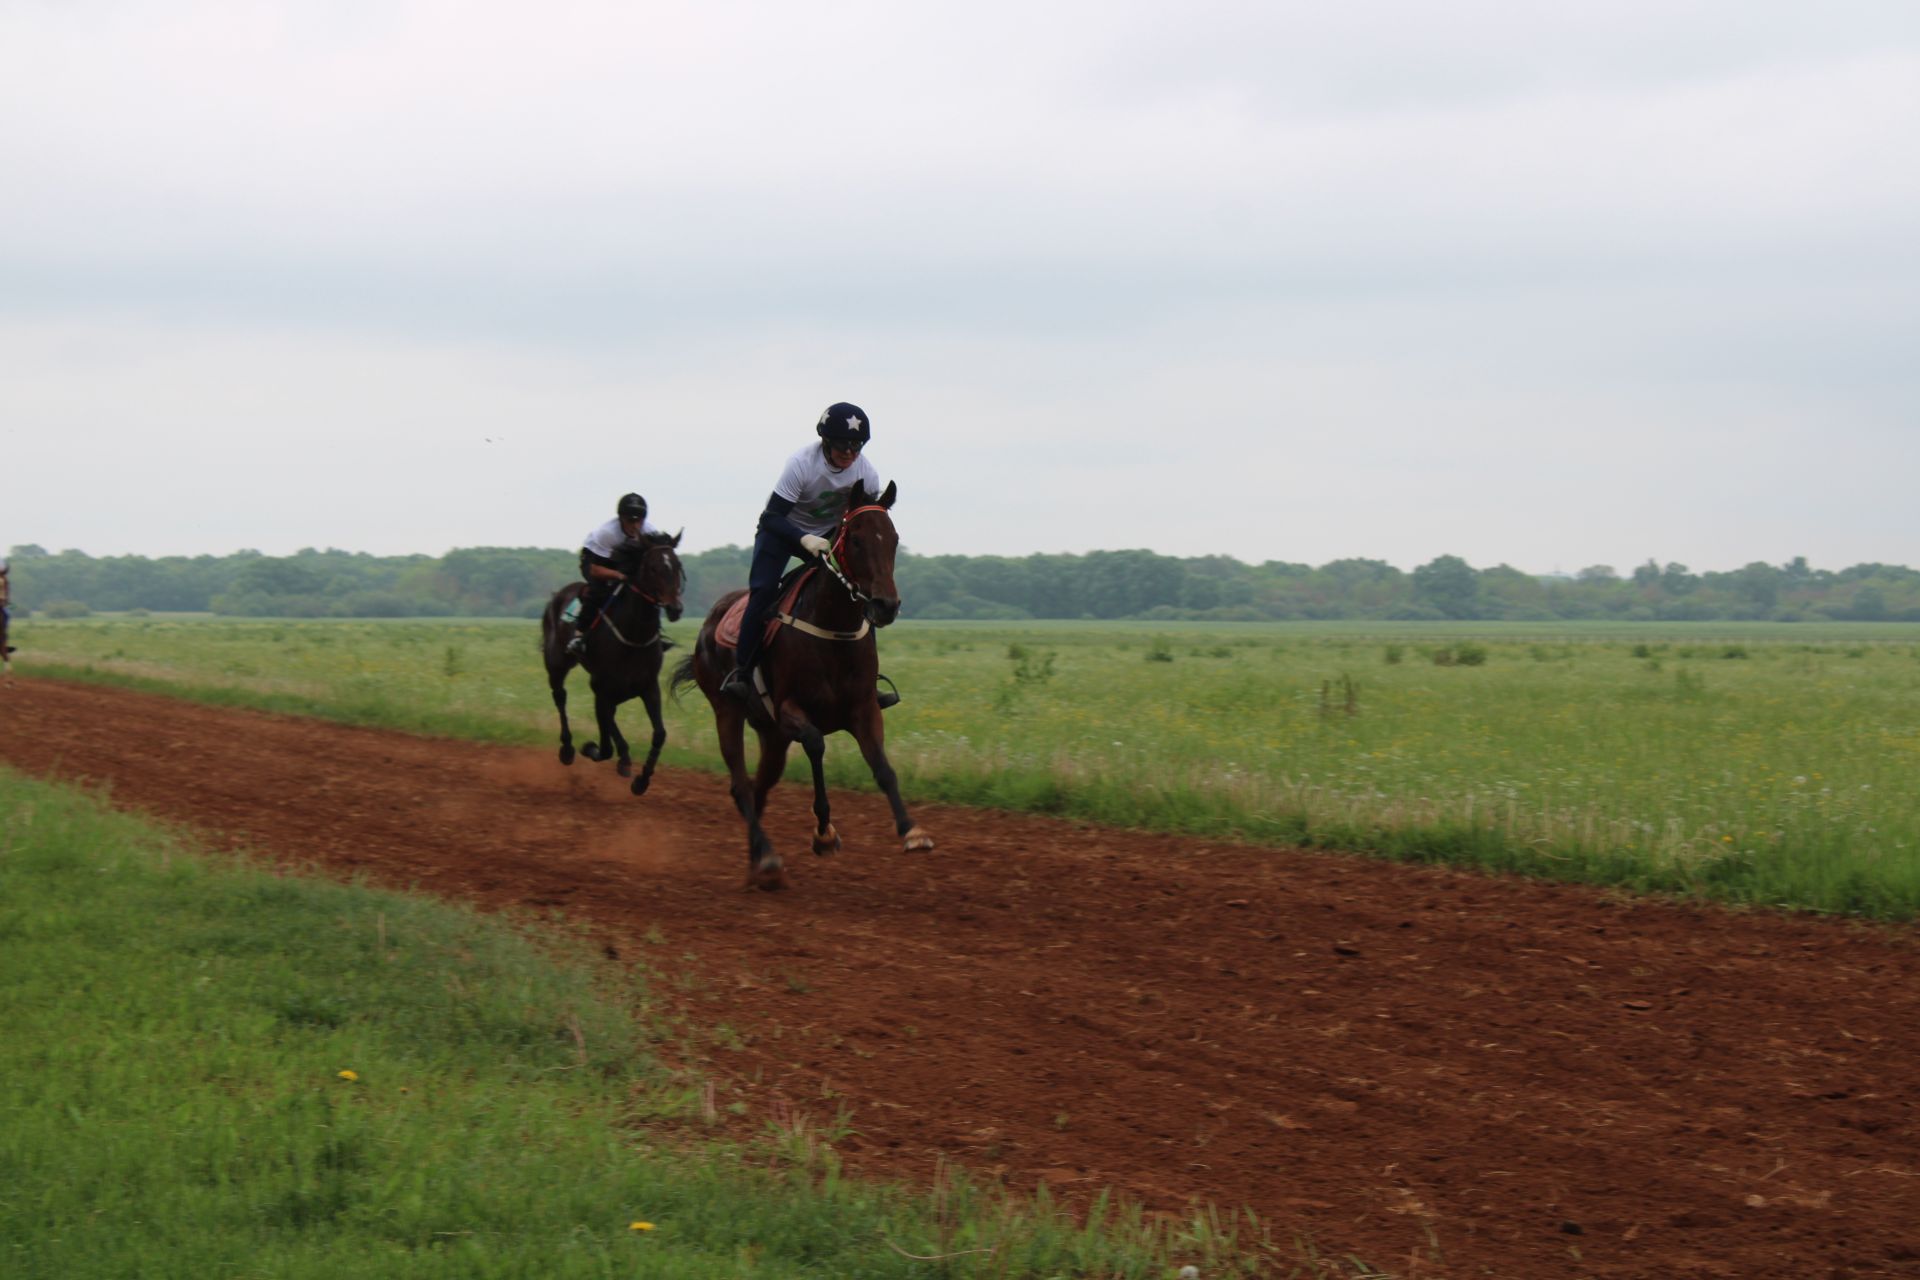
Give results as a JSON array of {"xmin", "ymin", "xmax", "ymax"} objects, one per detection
[
  {"xmin": 902, "ymin": 826, "xmax": 935, "ymax": 853},
  {"xmin": 747, "ymin": 855, "xmax": 788, "ymax": 891},
  {"xmin": 811, "ymin": 825, "xmax": 841, "ymax": 857},
  {"xmin": 581, "ymin": 742, "xmax": 602, "ymax": 762},
  {"xmin": 617, "ymin": 759, "xmax": 633, "ymax": 778},
  {"xmin": 558, "ymin": 745, "xmax": 575, "ymax": 766},
  {"xmin": 629, "ymin": 774, "xmax": 650, "ymax": 796}
]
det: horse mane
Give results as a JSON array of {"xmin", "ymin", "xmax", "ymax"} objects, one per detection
[{"xmin": 639, "ymin": 531, "xmax": 677, "ymax": 549}]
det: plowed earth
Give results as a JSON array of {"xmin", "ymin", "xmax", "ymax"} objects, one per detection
[{"xmin": 4, "ymin": 678, "xmax": 1919, "ymax": 1278}]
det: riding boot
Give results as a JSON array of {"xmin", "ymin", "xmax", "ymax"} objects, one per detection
[{"xmin": 567, "ymin": 594, "xmax": 601, "ymax": 657}]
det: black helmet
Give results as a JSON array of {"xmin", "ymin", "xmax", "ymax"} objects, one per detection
[
  {"xmin": 616, "ymin": 493, "xmax": 648, "ymax": 522},
  {"xmin": 815, "ymin": 402, "xmax": 871, "ymax": 446}
]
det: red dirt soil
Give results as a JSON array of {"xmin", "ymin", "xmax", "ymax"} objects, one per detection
[{"xmin": 4, "ymin": 677, "xmax": 1918, "ymax": 1278}]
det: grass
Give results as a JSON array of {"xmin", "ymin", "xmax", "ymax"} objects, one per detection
[
  {"xmin": 0, "ymin": 767, "xmax": 1265, "ymax": 1278},
  {"xmin": 14, "ymin": 614, "xmax": 1920, "ymax": 919}
]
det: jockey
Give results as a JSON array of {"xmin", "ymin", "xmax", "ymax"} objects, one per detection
[
  {"xmin": 719, "ymin": 402, "xmax": 885, "ymax": 702},
  {"xmin": 566, "ymin": 493, "xmax": 662, "ymax": 657}
]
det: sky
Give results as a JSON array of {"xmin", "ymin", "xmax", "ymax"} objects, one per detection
[{"xmin": 3, "ymin": 0, "xmax": 1916, "ymax": 575}]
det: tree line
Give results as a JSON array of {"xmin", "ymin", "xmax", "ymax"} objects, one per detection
[{"xmin": 7, "ymin": 543, "xmax": 1918, "ymax": 623}]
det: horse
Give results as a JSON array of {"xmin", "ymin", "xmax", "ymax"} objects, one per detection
[
  {"xmin": 670, "ymin": 478, "xmax": 933, "ymax": 890},
  {"xmin": 540, "ymin": 531, "xmax": 685, "ymax": 795},
  {"xmin": 0, "ymin": 560, "xmax": 13, "ymax": 680}
]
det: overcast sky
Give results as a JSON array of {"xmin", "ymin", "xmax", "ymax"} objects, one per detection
[{"xmin": 4, "ymin": 0, "xmax": 1916, "ymax": 574}]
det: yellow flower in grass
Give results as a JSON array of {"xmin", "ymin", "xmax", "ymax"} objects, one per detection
[
  {"xmin": 336, "ymin": 1069, "xmax": 359, "ymax": 1082},
  {"xmin": 629, "ymin": 1221, "xmax": 655, "ymax": 1232}
]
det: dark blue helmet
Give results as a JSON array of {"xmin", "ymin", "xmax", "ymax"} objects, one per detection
[
  {"xmin": 616, "ymin": 493, "xmax": 648, "ymax": 522},
  {"xmin": 815, "ymin": 402, "xmax": 871, "ymax": 446}
]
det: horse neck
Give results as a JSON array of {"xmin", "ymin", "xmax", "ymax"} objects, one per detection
[
  {"xmin": 610, "ymin": 588, "xmax": 660, "ymax": 638},
  {"xmin": 796, "ymin": 563, "xmax": 869, "ymax": 633}
]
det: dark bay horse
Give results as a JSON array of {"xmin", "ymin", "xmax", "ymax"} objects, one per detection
[
  {"xmin": 540, "ymin": 531, "xmax": 684, "ymax": 795},
  {"xmin": 671, "ymin": 479, "xmax": 932, "ymax": 889}
]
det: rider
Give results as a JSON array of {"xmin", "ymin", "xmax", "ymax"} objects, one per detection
[
  {"xmin": 567, "ymin": 493, "xmax": 662, "ymax": 657},
  {"xmin": 719, "ymin": 402, "xmax": 884, "ymax": 702}
]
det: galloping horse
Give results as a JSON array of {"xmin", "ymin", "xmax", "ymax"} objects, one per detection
[
  {"xmin": 540, "ymin": 531, "xmax": 685, "ymax": 795},
  {"xmin": 671, "ymin": 479, "xmax": 932, "ymax": 889},
  {"xmin": 0, "ymin": 560, "xmax": 13, "ymax": 680}
]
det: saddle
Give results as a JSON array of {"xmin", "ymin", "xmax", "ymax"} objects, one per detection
[{"xmin": 716, "ymin": 569, "xmax": 815, "ymax": 651}]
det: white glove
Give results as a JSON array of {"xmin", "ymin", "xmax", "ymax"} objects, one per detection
[{"xmin": 799, "ymin": 534, "xmax": 831, "ymax": 558}]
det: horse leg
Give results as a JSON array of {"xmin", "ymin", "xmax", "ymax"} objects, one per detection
[
  {"xmin": 580, "ymin": 685, "xmax": 617, "ymax": 765},
  {"xmin": 630, "ymin": 680, "xmax": 668, "ymax": 796},
  {"xmin": 716, "ymin": 707, "xmax": 784, "ymax": 890},
  {"xmin": 850, "ymin": 707, "xmax": 934, "ymax": 852},
  {"xmin": 547, "ymin": 661, "xmax": 576, "ymax": 765},
  {"xmin": 603, "ymin": 695, "xmax": 633, "ymax": 778},
  {"xmin": 791, "ymin": 719, "xmax": 841, "ymax": 856},
  {"xmin": 750, "ymin": 726, "xmax": 789, "ymax": 818}
]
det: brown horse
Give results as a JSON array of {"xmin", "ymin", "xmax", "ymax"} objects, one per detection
[
  {"xmin": 671, "ymin": 479, "xmax": 932, "ymax": 889},
  {"xmin": 540, "ymin": 531, "xmax": 684, "ymax": 795}
]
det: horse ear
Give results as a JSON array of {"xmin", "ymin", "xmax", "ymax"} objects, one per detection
[
  {"xmin": 879, "ymin": 480, "xmax": 897, "ymax": 509},
  {"xmin": 672, "ymin": 528, "xmax": 683, "ymax": 547},
  {"xmin": 850, "ymin": 477, "xmax": 870, "ymax": 507}
]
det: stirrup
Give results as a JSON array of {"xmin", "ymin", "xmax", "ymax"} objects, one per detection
[
  {"xmin": 565, "ymin": 632, "xmax": 586, "ymax": 656},
  {"xmin": 720, "ymin": 668, "xmax": 753, "ymax": 701},
  {"xmin": 876, "ymin": 673, "xmax": 901, "ymax": 710}
]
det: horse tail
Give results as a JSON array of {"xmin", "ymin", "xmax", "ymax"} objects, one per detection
[
  {"xmin": 668, "ymin": 651, "xmax": 699, "ymax": 701},
  {"xmin": 539, "ymin": 584, "xmax": 579, "ymax": 650}
]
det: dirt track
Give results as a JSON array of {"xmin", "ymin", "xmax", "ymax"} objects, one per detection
[{"xmin": 4, "ymin": 677, "xmax": 1918, "ymax": 1277}]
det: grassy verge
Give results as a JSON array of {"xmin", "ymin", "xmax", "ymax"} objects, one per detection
[
  {"xmin": 0, "ymin": 769, "xmax": 1260, "ymax": 1279},
  {"xmin": 14, "ymin": 615, "xmax": 1920, "ymax": 919}
]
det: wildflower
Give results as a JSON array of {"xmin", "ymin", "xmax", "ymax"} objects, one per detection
[
  {"xmin": 629, "ymin": 1221, "xmax": 655, "ymax": 1232},
  {"xmin": 337, "ymin": 1069, "xmax": 359, "ymax": 1082}
]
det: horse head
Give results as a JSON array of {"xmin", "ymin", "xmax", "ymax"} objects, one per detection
[
  {"xmin": 834, "ymin": 479, "xmax": 901, "ymax": 628},
  {"xmin": 622, "ymin": 530, "xmax": 686, "ymax": 622}
]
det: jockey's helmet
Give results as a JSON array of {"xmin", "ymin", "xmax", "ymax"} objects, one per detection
[
  {"xmin": 616, "ymin": 493, "xmax": 648, "ymax": 522},
  {"xmin": 816, "ymin": 402, "xmax": 871, "ymax": 448}
]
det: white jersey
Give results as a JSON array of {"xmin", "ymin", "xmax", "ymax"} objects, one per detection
[
  {"xmin": 773, "ymin": 444, "xmax": 885, "ymax": 536},
  {"xmin": 581, "ymin": 515, "xmax": 662, "ymax": 559}
]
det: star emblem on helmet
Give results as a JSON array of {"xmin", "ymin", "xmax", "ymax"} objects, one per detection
[{"xmin": 844, "ymin": 414, "xmax": 864, "ymax": 435}]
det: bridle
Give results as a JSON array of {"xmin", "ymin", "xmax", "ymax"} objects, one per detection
[
  {"xmin": 818, "ymin": 504, "xmax": 892, "ymax": 606},
  {"xmin": 626, "ymin": 544, "xmax": 685, "ymax": 608},
  {"xmin": 599, "ymin": 545, "xmax": 683, "ymax": 649}
]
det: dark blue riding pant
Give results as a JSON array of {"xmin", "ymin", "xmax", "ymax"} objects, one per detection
[
  {"xmin": 576, "ymin": 551, "xmax": 619, "ymax": 629},
  {"xmin": 732, "ymin": 530, "xmax": 797, "ymax": 674}
]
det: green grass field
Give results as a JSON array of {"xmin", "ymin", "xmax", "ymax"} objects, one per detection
[
  {"xmin": 15, "ymin": 614, "xmax": 1920, "ymax": 918},
  {"xmin": 0, "ymin": 768, "xmax": 1254, "ymax": 1278}
]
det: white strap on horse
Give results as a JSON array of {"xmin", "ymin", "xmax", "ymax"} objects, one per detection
[
  {"xmin": 599, "ymin": 612, "xmax": 666, "ymax": 648},
  {"xmin": 774, "ymin": 611, "xmax": 870, "ymax": 641}
]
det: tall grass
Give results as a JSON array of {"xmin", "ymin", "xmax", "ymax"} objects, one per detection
[
  {"xmin": 16, "ymin": 615, "xmax": 1920, "ymax": 918},
  {"xmin": 0, "ymin": 768, "xmax": 1259, "ymax": 1278}
]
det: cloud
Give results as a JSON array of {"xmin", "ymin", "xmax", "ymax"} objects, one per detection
[{"xmin": 2, "ymin": 0, "xmax": 1915, "ymax": 571}]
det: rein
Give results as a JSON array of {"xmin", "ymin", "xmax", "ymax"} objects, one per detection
[
  {"xmin": 819, "ymin": 504, "xmax": 891, "ymax": 606},
  {"xmin": 596, "ymin": 547, "xmax": 683, "ymax": 649},
  {"xmin": 776, "ymin": 503, "xmax": 890, "ymax": 642}
]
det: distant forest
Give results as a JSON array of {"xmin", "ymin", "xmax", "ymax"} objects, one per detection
[{"xmin": 7, "ymin": 543, "xmax": 1920, "ymax": 623}]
